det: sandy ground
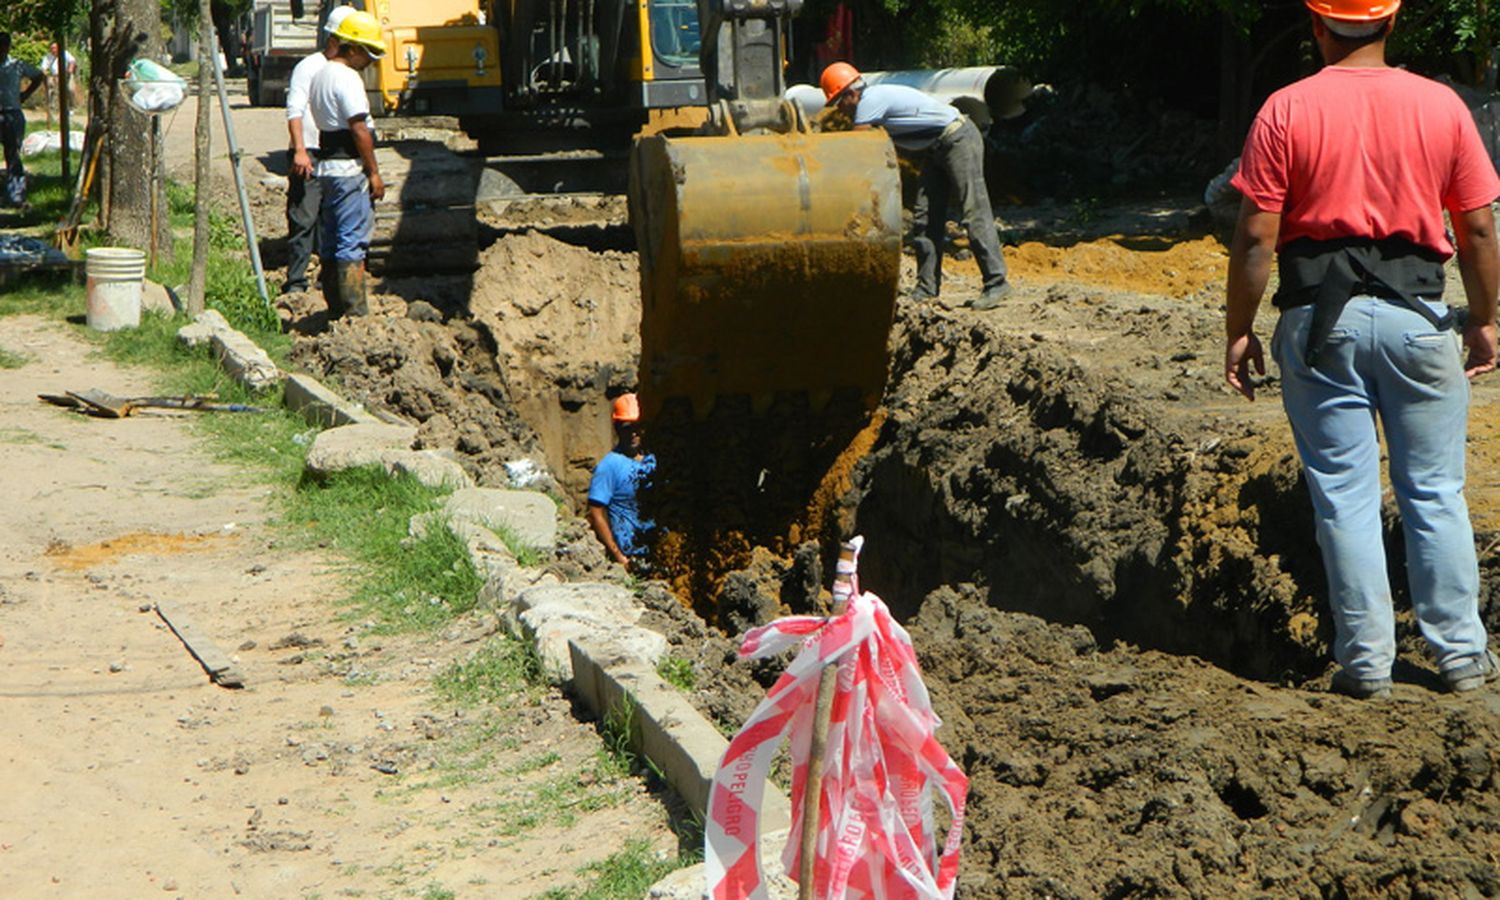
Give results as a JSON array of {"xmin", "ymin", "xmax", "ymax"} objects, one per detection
[{"xmin": 0, "ymin": 315, "xmax": 674, "ymax": 897}]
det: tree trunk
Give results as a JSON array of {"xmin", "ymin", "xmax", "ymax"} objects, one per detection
[
  {"xmin": 189, "ymin": 2, "xmax": 214, "ymax": 315},
  {"xmin": 107, "ymin": 0, "xmax": 172, "ymax": 259},
  {"xmin": 90, "ymin": 0, "xmax": 115, "ymax": 229}
]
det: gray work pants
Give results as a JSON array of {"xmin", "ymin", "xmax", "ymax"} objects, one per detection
[
  {"xmin": 910, "ymin": 118, "xmax": 1007, "ymax": 296},
  {"xmin": 1, "ymin": 108, "xmax": 25, "ymax": 207},
  {"xmin": 283, "ymin": 165, "xmax": 322, "ymax": 293}
]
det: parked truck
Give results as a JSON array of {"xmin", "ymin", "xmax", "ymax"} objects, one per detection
[{"xmin": 246, "ymin": 0, "xmax": 322, "ymax": 106}]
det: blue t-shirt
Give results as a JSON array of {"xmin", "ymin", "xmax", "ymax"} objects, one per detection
[
  {"xmin": 588, "ymin": 450, "xmax": 656, "ymax": 557},
  {"xmin": 854, "ymin": 83, "xmax": 959, "ymax": 152}
]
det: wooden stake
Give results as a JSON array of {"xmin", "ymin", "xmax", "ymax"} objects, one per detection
[{"xmin": 799, "ymin": 540, "xmax": 858, "ymax": 899}]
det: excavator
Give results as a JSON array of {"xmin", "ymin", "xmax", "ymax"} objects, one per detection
[
  {"xmin": 331, "ymin": 0, "xmax": 902, "ymax": 415},
  {"xmin": 313, "ymin": 0, "xmax": 904, "ymax": 614}
]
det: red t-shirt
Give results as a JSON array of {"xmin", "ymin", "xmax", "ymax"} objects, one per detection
[{"xmin": 1232, "ymin": 66, "xmax": 1500, "ymax": 257}]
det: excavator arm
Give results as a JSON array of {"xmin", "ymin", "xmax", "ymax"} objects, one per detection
[{"xmin": 628, "ymin": 0, "xmax": 901, "ymax": 418}]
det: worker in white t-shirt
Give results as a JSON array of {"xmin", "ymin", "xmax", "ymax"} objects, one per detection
[
  {"xmin": 40, "ymin": 43, "xmax": 78, "ymax": 126},
  {"xmin": 307, "ymin": 10, "xmax": 386, "ymax": 318},
  {"xmin": 282, "ymin": 5, "xmax": 352, "ymax": 297}
]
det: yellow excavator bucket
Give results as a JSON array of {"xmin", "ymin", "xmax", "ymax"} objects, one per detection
[{"xmin": 628, "ymin": 129, "xmax": 902, "ymax": 418}]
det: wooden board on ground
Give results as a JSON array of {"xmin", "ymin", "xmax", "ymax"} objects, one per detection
[{"xmin": 155, "ymin": 601, "xmax": 246, "ymax": 688}]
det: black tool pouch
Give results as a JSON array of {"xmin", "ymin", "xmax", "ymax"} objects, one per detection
[{"xmin": 1274, "ymin": 237, "xmax": 1450, "ymax": 366}]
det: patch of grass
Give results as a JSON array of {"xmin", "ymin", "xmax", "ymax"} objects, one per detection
[
  {"xmin": 422, "ymin": 885, "xmax": 455, "ymax": 900},
  {"xmin": 514, "ymin": 751, "xmax": 562, "ymax": 774},
  {"xmin": 598, "ymin": 697, "xmax": 639, "ymax": 779},
  {"xmin": 535, "ymin": 839, "xmax": 687, "ymax": 900},
  {"xmin": 434, "ymin": 637, "xmax": 544, "ymax": 707},
  {"xmin": 5, "ymin": 149, "xmax": 83, "ymax": 229},
  {"xmin": 283, "ymin": 467, "xmax": 481, "ymax": 632},
  {"xmin": 0, "ymin": 427, "xmax": 65, "ymax": 449},
  {"xmin": 0, "ymin": 346, "xmax": 29, "ymax": 368},
  {"xmin": 0, "ymin": 272, "xmax": 86, "ymax": 319},
  {"xmin": 88, "ymin": 309, "xmax": 311, "ymax": 484},
  {"xmin": 656, "ymin": 655, "xmax": 695, "ymax": 692},
  {"xmin": 495, "ymin": 523, "xmax": 544, "ymax": 567}
]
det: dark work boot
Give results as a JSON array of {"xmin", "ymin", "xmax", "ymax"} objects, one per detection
[
  {"xmin": 320, "ymin": 265, "xmax": 344, "ymax": 320},
  {"xmin": 338, "ymin": 262, "xmax": 369, "ymax": 317}
]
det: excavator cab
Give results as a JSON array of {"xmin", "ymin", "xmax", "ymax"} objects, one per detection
[{"xmin": 628, "ymin": 0, "xmax": 902, "ymax": 418}]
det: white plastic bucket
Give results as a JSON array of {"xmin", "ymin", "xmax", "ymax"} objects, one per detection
[{"xmin": 85, "ymin": 247, "xmax": 146, "ymax": 331}]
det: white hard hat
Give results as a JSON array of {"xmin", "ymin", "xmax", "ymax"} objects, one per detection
[{"xmin": 324, "ymin": 5, "xmax": 355, "ymax": 35}]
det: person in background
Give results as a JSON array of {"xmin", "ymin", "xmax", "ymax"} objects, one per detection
[
  {"xmin": 0, "ymin": 33, "xmax": 43, "ymax": 210},
  {"xmin": 40, "ymin": 42, "xmax": 78, "ymax": 127},
  {"xmin": 283, "ymin": 6, "xmax": 352, "ymax": 296},
  {"xmin": 1224, "ymin": 0, "xmax": 1500, "ymax": 699},
  {"xmin": 587, "ymin": 393, "xmax": 657, "ymax": 569},
  {"xmin": 307, "ymin": 10, "xmax": 386, "ymax": 317},
  {"xmin": 822, "ymin": 61, "xmax": 1012, "ymax": 310}
]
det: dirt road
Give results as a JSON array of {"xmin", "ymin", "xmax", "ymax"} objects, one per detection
[{"xmin": 0, "ymin": 315, "xmax": 673, "ymax": 897}]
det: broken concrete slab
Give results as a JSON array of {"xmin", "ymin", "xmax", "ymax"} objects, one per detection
[
  {"xmin": 284, "ymin": 373, "xmax": 381, "ymax": 428},
  {"xmin": 384, "ymin": 450, "xmax": 472, "ymax": 490},
  {"xmin": 443, "ymin": 487, "xmax": 558, "ymax": 551},
  {"xmin": 304, "ymin": 423, "xmax": 418, "ymax": 476},
  {"xmin": 176, "ymin": 309, "xmax": 232, "ymax": 348},
  {"xmin": 409, "ymin": 512, "xmax": 515, "ymax": 558},
  {"xmin": 507, "ymin": 582, "xmax": 661, "ymax": 678},
  {"xmin": 210, "ymin": 330, "xmax": 283, "ymax": 392},
  {"xmin": 648, "ymin": 829, "xmax": 795, "ymax": 899},
  {"xmin": 141, "ymin": 279, "xmax": 179, "ymax": 315}
]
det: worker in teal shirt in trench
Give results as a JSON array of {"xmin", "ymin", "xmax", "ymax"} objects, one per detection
[{"xmin": 587, "ymin": 393, "xmax": 657, "ymax": 569}]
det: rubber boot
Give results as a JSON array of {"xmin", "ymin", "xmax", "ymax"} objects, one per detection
[
  {"xmin": 320, "ymin": 263, "xmax": 345, "ymax": 320},
  {"xmin": 338, "ymin": 262, "xmax": 369, "ymax": 317}
]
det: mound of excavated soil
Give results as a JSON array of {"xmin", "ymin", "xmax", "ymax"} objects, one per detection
[
  {"xmin": 289, "ymin": 316, "xmax": 548, "ymax": 488},
  {"xmin": 1003, "ymin": 234, "xmax": 1229, "ymax": 299},
  {"xmin": 467, "ymin": 230, "xmax": 642, "ymax": 497},
  {"xmin": 848, "ymin": 298, "xmax": 1328, "ymax": 680},
  {"xmin": 910, "ymin": 590, "xmax": 1500, "ymax": 898},
  {"xmin": 290, "ymin": 230, "xmax": 642, "ymax": 500}
]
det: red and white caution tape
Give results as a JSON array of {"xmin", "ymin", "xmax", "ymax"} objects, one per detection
[{"xmin": 706, "ymin": 538, "xmax": 968, "ymax": 899}]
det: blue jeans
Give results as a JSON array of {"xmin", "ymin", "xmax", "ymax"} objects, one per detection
[
  {"xmin": 1272, "ymin": 296, "xmax": 1488, "ymax": 679},
  {"xmin": 317, "ymin": 174, "xmax": 372, "ymax": 265}
]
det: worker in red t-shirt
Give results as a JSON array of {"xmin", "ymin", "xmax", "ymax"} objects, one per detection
[{"xmin": 1225, "ymin": 0, "xmax": 1500, "ymax": 700}]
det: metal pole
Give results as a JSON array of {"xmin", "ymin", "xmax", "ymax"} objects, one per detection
[
  {"xmin": 208, "ymin": 32, "xmax": 270, "ymax": 306},
  {"xmin": 148, "ymin": 115, "xmax": 160, "ymax": 269},
  {"xmin": 798, "ymin": 540, "xmax": 858, "ymax": 899},
  {"xmin": 57, "ymin": 19, "xmax": 71, "ymax": 183}
]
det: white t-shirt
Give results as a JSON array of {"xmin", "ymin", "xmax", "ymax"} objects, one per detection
[
  {"xmin": 285, "ymin": 50, "xmax": 328, "ymax": 152},
  {"xmin": 308, "ymin": 61, "xmax": 370, "ymax": 177},
  {"xmin": 41, "ymin": 51, "xmax": 76, "ymax": 76}
]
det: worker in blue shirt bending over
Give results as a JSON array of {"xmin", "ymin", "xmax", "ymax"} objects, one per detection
[
  {"xmin": 588, "ymin": 393, "xmax": 657, "ymax": 569},
  {"xmin": 822, "ymin": 61, "xmax": 1012, "ymax": 310}
]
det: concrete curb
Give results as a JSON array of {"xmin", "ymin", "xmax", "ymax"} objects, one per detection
[
  {"xmin": 176, "ymin": 310, "xmax": 283, "ymax": 393},
  {"xmin": 284, "ymin": 373, "xmax": 383, "ymax": 427}
]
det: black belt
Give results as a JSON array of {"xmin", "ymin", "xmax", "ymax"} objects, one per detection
[{"xmin": 314, "ymin": 129, "xmax": 357, "ymax": 160}]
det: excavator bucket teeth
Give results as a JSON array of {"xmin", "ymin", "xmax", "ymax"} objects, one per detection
[{"xmin": 628, "ymin": 130, "xmax": 902, "ymax": 419}]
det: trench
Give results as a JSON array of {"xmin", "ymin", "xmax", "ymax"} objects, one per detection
[{"xmin": 294, "ymin": 148, "xmax": 1496, "ymax": 686}]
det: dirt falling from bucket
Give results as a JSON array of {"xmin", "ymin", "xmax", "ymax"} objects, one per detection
[{"xmin": 644, "ymin": 396, "xmax": 880, "ymax": 626}]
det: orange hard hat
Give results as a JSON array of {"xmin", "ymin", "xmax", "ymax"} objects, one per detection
[
  {"xmin": 611, "ymin": 393, "xmax": 641, "ymax": 423},
  {"xmin": 1303, "ymin": 0, "xmax": 1399, "ymax": 20},
  {"xmin": 820, "ymin": 61, "xmax": 861, "ymax": 104}
]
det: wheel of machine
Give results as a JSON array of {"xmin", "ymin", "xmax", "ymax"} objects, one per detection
[{"xmin": 246, "ymin": 64, "xmax": 263, "ymax": 107}]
